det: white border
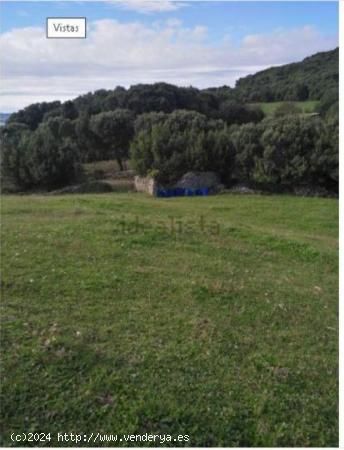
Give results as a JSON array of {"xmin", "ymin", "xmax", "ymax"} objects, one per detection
[{"xmin": 1, "ymin": 0, "xmax": 340, "ymax": 449}]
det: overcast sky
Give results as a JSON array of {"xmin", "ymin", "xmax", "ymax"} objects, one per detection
[{"xmin": 0, "ymin": 0, "xmax": 338, "ymax": 112}]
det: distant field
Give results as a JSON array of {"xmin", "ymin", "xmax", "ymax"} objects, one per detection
[
  {"xmin": 1, "ymin": 193, "xmax": 338, "ymax": 446},
  {"xmin": 249, "ymin": 100, "xmax": 320, "ymax": 116}
]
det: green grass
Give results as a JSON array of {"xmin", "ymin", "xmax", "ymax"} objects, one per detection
[
  {"xmin": 1, "ymin": 193, "xmax": 338, "ymax": 446},
  {"xmin": 249, "ymin": 100, "xmax": 320, "ymax": 116}
]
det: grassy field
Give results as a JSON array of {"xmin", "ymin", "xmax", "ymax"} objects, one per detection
[
  {"xmin": 1, "ymin": 193, "xmax": 338, "ymax": 446},
  {"xmin": 249, "ymin": 100, "xmax": 320, "ymax": 116}
]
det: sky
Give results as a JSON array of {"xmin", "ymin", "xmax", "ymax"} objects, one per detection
[{"xmin": 0, "ymin": 0, "xmax": 339, "ymax": 112}]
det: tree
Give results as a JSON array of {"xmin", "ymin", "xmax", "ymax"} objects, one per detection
[
  {"xmin": 134, "ymin": 111, "xmax": 168, "ymax": 134},
  {"xmin": 75, "ymin": 112, "xmax": 104, "ymax": 162},
  {"xmin": 203, "ymin": 127, "xmax": 236, "ymax": 183},
  {"xmin": 25, "ymin": 117, "xmax": 81, "ymax": 189},
  {"xmin": 317, "ymin": 88, "xmax": 339, "ymax": 117},
  {"xmin": 1, "ymin": 117, "xmax": 81, "ymax": 190},
  {"xmin": 90, "ymin": 109, "xmax": 135, "ymax": 170},
  {"xmin": 7, "ymin": 101, "xmax": 61, "ymax": 131},
  {"xmin": 0, "ymin": 122, "xmax": 31, "ymax": 189},
  {"xmin": 257, "ymin": 116, "xmax": 320, "ymax": 188},
  {"xmin": 131, "ymin": 110, "xmax": 232, "ymax": 185},
  {"xmin": 295, "ymin": 83, "xmax": 309, "ymax": 101},
  {"xmin": 218, "ymin": 101, "xmax": 264, "ymax": 125},
  {"xmin": 310, "ymin": 117, "xmax": 338, "ymax": 191},
  {"xmin": 62, "ymin": 100, "xmax": 78, "ymax": 120},
  {"xmin": 231, "ymin": 122, "xmax": 264, "ymax": 183}
]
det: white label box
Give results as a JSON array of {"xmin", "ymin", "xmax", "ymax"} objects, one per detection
[{"xmin": 46, "ymin": 17, "xmax": 86, "ymax": 39}]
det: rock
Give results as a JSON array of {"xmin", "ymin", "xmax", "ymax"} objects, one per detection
[{"xmin": 175, "ymin": 171, "xmax": 222, "ymax": 193}]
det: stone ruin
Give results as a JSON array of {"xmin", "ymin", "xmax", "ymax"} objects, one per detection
[{"xmin": 134, "ymin": 171, "xmax": 223, "ymax": 196}]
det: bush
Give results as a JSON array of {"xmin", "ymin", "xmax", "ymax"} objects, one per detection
[{"xmin": 1, "ymin": 118, "xmax": 81, "ymax": 191}]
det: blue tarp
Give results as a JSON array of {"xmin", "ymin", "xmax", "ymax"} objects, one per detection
[{"xmin": 156, "ymin": 187, "xmax": 209, "ymax": 197}]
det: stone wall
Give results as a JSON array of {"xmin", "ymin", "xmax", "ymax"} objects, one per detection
[{"xmin": 134, "ymin": 176, "xmax": 157, "ymax": 195}]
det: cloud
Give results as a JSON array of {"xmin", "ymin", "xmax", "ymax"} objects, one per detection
[
  {"xmin": 241, "ymin": 25, "xmax": 337, "ymax": 64},
  {"xmin": 165, "ymin": 18, "xmax": 183, "ymax": 27},
  {"xmin": 111, "ymin": 0, "xmax": 185, "ymax": 14},
  {"xmin": 0, "ymin": 20, "xmax": 338, "ymax": 111}
]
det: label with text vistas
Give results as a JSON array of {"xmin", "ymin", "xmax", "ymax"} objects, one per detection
[{"xmin": 46, "ymin": 18, "xmax": 86, "ymax": 38}]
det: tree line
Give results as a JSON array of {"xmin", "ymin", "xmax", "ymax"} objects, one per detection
[
  {"xmin": 1, "ymin": 86, "xmax": 264, "ymax": 191},
  {"xmin": 131, "ymin": 110, "xmax": 338, "ymax": 192},
  {"xmin": 1, "ymin": 47, "xmax": 338, "ymax": 193},
  {"xmin": 1, "ymin": 103, "xmax": 338, "ymax": 193}
]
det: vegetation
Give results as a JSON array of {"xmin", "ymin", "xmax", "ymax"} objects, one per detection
[
  {"xmin": 131, "ymin": 111, "xmax": 338, "ymax": 191},
  {"xmin": 1, "ymin": 117, "xmax": 81, "ymax": 190},
  {"xmin": 0, "ymin": 46, "xmax": 338, "ymax": 447},
  {"xmin": 131, "ymin": 110, "xmax": 233, "ymax": 185},
  {"xmin": 0, "ymin": 48, "xmax": 338, "ymax": 193},
  {"xmin": 89, "ymin": 109, "xmax": 134, "ymax": 170},
  {"xmin": 83, "ymin": 159, "xmax": 132, "ymax": 179},
  {"xmin": 1, "ymin": 193, "xmax": 338, "ymax": 446},
  {"xmin": 236, "ymin": 48, "xmax": 338, "ymax": 102},
  {"xmin": 249, "ymin": 100, "xmax": 319, "ymax": 117},
  {"xmin": 82, "ymin": 160, "xmax": 135, "ymax": 193}
]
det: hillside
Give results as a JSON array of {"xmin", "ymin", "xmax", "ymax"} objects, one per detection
[
  {"xmin": 235, "ymin": 48, "xmax": 338, "ymax": 102},
  {"xmin": 6, "ymin": 48, "xmax": 338, "ymax": 130}
]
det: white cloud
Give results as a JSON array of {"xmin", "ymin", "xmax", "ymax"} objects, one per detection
[
  {"xmin": 165, "ymin": 18, "xmax": 183, "ymax": 27},
  {"xmin": 111, "ymin": 0, "xmax": 185, "ymax": 14},
  {"xmin": 240, "ymin": 25, "xmax": 337, "ymax": 64},
  {"xmin": 0, "ymin": 20, "xmax": 338, "ymax": 111}
]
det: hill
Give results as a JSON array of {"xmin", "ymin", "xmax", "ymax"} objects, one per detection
[
  {"xmin": 6, "ymin": 48, "xmax": 338, "ymax": 130},
  {"xmin": 235, "ymin": 48, "xmax": 338, "ymax": 102}
]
